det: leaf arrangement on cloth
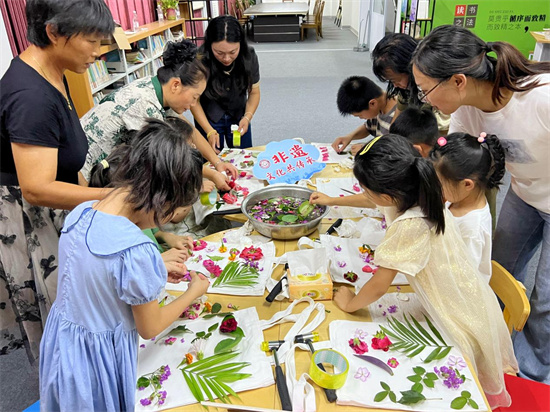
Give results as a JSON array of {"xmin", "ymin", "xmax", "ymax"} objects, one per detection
[
  {"xmin": 218, "ymin": 148, "xmax": 259, "ymax": 170},
  {"xmin": 179, "ymin": 351, "xmax": 252, "ymax": 405},
  {"xmin": 380, "ymin": 314, "xmax": 453, "ymax": 363},
  {"xmin": 211, "ymin": 261, "xmax": 260, "ymax": 288}
]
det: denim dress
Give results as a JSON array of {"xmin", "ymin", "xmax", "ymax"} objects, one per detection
[{"xmin": 39, "ymin": 201, "xmax": 166, "ymax": 411}]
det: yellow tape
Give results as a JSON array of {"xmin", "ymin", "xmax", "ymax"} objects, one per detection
[
  {"xmin": 200, "ymin": 190, "xmax": 218, "ymax": 206},
  {"xmin": 309, "ymin": 349, "xmax": 349, "ymax": 390}
]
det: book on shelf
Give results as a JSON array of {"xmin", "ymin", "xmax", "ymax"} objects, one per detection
[{"xmin": 87, "ymin": 60, "xmax": 111, "ymax": 90}]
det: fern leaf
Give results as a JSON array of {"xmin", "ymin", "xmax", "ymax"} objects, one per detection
[
  {"xmin": 212, "ymin": 262, "xmax": 260, "ymax": 288},
  {"xmin": 410, "ymin": 314, "xmax": 438, "ymax": 345},
  {"xmin": 424, "ymin": 314, "xmax": 448, "ymax": 346}
]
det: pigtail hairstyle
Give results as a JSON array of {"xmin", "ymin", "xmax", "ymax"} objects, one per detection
[
  {"xmin": 158, "ymin": 39, "xmax": 209, "ymax": 86},
  {"xmin": 412, "ymin": 25, "xmax": 550, "ymax": 105},
  {"xmin": 110, "ymin": 118, "xmax": 203, "ymax": 227},
  {"xmin": 88, "ymin": 144, "xmax": 132, "ymax": 188},
  {"xmin": 201, "ymin": 15, "xmax": 254, "ymax": 99},
  {"xmin": 353, "ymin": 134, "xmax": 445, "ymax": 234},
  {"xmin": 430, "ymin": 132, "xmax": 506, "ymax": 191},
  {"xmin": 371, "ymin": 33, "xmax": 419, "ymax": 103}
]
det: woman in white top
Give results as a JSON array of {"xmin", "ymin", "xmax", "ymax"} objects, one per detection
[
  {"xmin": 430, "ymin": 132, "xmax": 506, "ymax": 283},
  {"xmin": 411, "ymin": 25, "xmax": 550, "ymax": 384}
]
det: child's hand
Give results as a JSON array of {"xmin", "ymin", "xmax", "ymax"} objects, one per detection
[
  {"xmin": 201, "ymin": 179, "xmax": 216, "ymax": 194},
  {"xmin": 186, "ymin": 271, "xmax": 210, "ymax": 298},
  {"xmin": 332, "ymin": 135, "xmax": 352, "ymax": 153},
  {"xmin": 310, "ymin": 191, "xmax": 333, "ymax": 206},
  {"xmin": 162, "ymin": 233, "xmax": 193, "ymax": 252},
  {"xmin": 334, "ymin": 286, "xmax": 356, "ymax": 312},
  {"xmin": 161, "ymin": 248, "xmax": 189, "ymax": 265},
  {"xmin": 350, "ymin": 143, "xmax": 364, "ymax": 156},
  {"xmin": 166, "ymin": 263, "xmax": 187, "ymax": 283}
]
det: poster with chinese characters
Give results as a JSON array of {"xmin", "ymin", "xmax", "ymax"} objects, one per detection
[
  {"xmin": 433, "ymin": 0, "xmax": 549, "ymax": 57},
  {"xmin": 252, "ymin": 139, "xmax": 326, "ymax": 184}
]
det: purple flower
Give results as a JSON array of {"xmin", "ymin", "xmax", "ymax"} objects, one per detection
[
  {"xmin": 222, "ymin": 237, "xmax": 227, "ymax": 243},
  {"xmin": 387, "ymin": 305, "xmax": 398, "ymax": 314},
  {"xmin": 435, "ymin": 365, "xmax": 465, "ymax": 389},
  {"xmin": 138, "ymin": 386, "xmax": 145, "ymax": 391},
  {"xmin": 382, "ymin": 311, "xmax": 387, "ymax": 317},
  {"xmin": 140, "ymin": 344, "xmax": 145, "ymax": 348},
  {"xmin": 354, "ymin": 367, "xmax": 371, "ymax": 382},
  {"xmin": 140, "ymin": 398, "xmax": 152, "ymax": 406},
  {"xmin": 378, "ymin": 304, "xmax": 383, "ymax": 308},
  {"xmin": 447, "ymin": 355, "xmax": 467, "ymax": 370},
  {"xmin": 180, "ymin": 338, "xmax": 185, "ymax": 343},
  {"xmin": 334, "ymin": 245, "xmax": 342, "ymax": 252},
  {"xmin": 337, "ymin": 261, "xmax": 347, "ymax": 268}
]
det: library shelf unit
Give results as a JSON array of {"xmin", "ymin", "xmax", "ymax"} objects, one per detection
[
  {"xmin": 66, "ymin": 18, "xmax": 186, "ymax": 118},
  {"xmin": 179, "ymin": 0, "xmax": 229, "ymax": 44}
]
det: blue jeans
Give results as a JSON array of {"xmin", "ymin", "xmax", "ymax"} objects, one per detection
[
  {"xmin": 492, "ymin": 188, "xmax": 550, "ymax": 383},
  {"xmin": 195, "ymin": 114, "xmax": 253, "ymax": 151}
]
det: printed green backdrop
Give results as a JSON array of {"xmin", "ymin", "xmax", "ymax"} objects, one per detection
[{"xmin": 432, "ymin": 0, "xmax": 550, "ymax": 57}]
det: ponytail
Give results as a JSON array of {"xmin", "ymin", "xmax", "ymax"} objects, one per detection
[
  {"xmin": 412, "ymin": 26, "xmax": 550, "ymax": 105},
  {"xmin": 414, "ymin": 157, "xmax": 445, "ymax": 234},
  {"xmin": 484, "ymin": 134, "xmax": 506, "ymax": 189}
]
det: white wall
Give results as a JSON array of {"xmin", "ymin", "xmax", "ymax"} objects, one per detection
[{"xmin": 0, "ymin": 12, "xmax": 14, "ymax": 77}]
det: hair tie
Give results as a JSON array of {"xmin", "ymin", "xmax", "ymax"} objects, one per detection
[
  {"xmin": 478, "ymin": 132, "xmax": 487, "ymax": 143},
  {"xmin": 485, "ymin": 42, "xmax": 494, "ymax": 53},
  {"xmin": 359, "ymin": 135, "xmax": 383, "ymax": 156},
  {"xmin": 100, "ymin": 159, "xmax": 109, "ymax": 169},
  {"xmin": 437, "ymin": 136, "xmax": 447, "ymax": 147}
]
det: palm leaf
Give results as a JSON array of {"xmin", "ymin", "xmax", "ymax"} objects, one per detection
[
  {"xmin": 382, "ymin": 314, "xmax": 453, "ymax": 363},
  {"xmin": 212, "ymin": 262, "xmax": 260, "ymax": 288},
  {"xmin": 180, "ymin": 351, "xmax": 250, "ymax": 405}
]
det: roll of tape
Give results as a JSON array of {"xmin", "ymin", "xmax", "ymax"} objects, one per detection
[
  {"xmin": 309, "ymin": 349, "xmax": 349, "ymax": 390},
  {"xmin": 200, "ymin": 190, "xmax": 218, "ymax": 206}
]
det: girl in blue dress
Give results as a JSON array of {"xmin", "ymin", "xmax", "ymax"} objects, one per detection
[{"xmin": 39, "ymin": 118, "xmax": 210, "ymax": 411}]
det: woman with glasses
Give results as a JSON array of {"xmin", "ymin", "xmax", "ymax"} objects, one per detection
[
  {"xmin": 412, "ymin": 25, "xmax": 550, "ymax": 385},
  {"xmin": 371, "ymin": 33, "xmax": 450, "ymax": 134}
]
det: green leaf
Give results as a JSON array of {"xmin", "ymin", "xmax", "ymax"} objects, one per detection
[
  {"xmin": 398, "ymin": 390, "xmax": 426, "ymax": 405},
  {"xmin": 203, "ymin": 311, "xmax": 233, "ymax": 319},
  {"xmin": 403, "ymin": 314, "xmax": 430, "ymax": 345},
  {"xmin": 208, "ymin": 323, "xmax": 219, "ymax": 332},
  {"xmin": 211, "ymin": 303, "xmax": 222, "ymax": 313},
  {"xmin": 413, "ymin": 366, "xmax": 426, "ymax": 375},
  {"xmin": 436, "ymin": 345, "xmax": 453, "ymax": 360},
  {"xmin": 188, "ymin": 373, "xmax": 205, "ymax": 402},
  {"xmin": 388, "ymin": 391, "xmax": 397, "ymax": 403},
  {"xmin": 424, "ymin": 314, "xmax": 448, "ymax": 346},
  {"xmin": 196, "ymin": 331, "xmax": 206, "ymax": 337},
  {"xmin": 407, "ymin": 345, "xmax": 426, "ymax": 358},
  {"xmin": 281, "ymin": 214, "xmax": 299, "ymax": 223},
  {"xmin": 411, "ymin": 383, "xmax": 424, "ymax": 393},
  {"xmin": 206, "ymin": 255, "xmax": 225, "ymax": 262},
  {"xmin": 410, "ymin": 314, "xmax": 438, "ymax": 345},
  {"xmin": 451, "ymin": 396, "xmax": 468, "ymax": 410},
  {"xmin": 182, "ymin": 371, "xmax": 203, "ymax": 403},
  {"xmin": 380, "ymin": 381, "xmax": 391, "ymax": 391},
  {"xmin": 207, "ymin": 376, "xmax": 228, "ymax": 403},
  {"xmin": 391, "ymin": 317, "xmax": 424, "ymax": 346},
  {"xmin": 212, "ymin": 262, "xmax": 260, "ymax": 288},
  {"xmin": 468, "ymin": 399, "xmax": 479, "ymax": 409},
  {"xmin": 183, "ymin": 351, "xmax": 240, "ymax": 372},
  {"xmin": 461, "ymin": 391, "xmax": 471, "ymax": 398},
  {"xmin": 136, "ymin": 376, "xmax": 150, "ymax": 389},
  {"xmin": 197, "ymin": 374, "xmax": 215, "ymax": 402},
  {"xmin": 230, "ymin": 326, "xmax": 245, "ymax": 338},
  {"xmin": 423, "ymin": 378, "xmax": 435, "ymax": 388},
  {"xmin": 423, "ymin": 347, "xmax": 442, "ymax": 363},
  {"xmin": 407, "ymin": 375, "xmax": 422, "ymax": 383},
  {"xmin": 425, "ymin": 372, "xmax": 438, "ymax": 380},
  {"xmin": 155, "ymin": 324, "xmax": 192, "ymax": 343},
  {"xmin": 214, "ymin": 336, "xmax": 243, "ymax": 354},
  {"xmin": 374, "ymin": 391, "xmax": 388, "ymax": 402}
]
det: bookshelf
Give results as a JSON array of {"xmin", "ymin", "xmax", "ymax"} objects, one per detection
[
  {"xmin": 66, "ymin": 19, "xmax": 186, "ymax": 118},
  {"xmin": 398, "ymin": 0, "xmax": 437, "ymax": 39},
  {"xmin": 180, "ymin": 0, "xmax": 229, "ymax": 44}
]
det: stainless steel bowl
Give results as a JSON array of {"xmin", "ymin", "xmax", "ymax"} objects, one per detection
[{"xmin": 241, "ymin": 185, "xmax": 329, "ymax": 240}]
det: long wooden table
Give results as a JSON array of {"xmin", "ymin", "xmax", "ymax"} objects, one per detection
[
  {"xmin": 168, "ymin": 220, "xmax": 491, "ymax": 412},
  {"xmin": 244, "ymin": 2, "xmax": 309, "ymax": 42}
]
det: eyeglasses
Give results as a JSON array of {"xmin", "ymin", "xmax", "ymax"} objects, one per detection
[{"xmin": 417, "ymin": 78, "xmax": 447, "ymax": 103}]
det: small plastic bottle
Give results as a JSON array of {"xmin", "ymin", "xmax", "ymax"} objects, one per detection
[
  {"xmin": 231, "ymin": 125, "xmax": 241, "ymax": 148},
  {"xmin": 132, "ymin": 10, "xmax": 139, "ymax": 32},
  {"xmin": 157, "ymin": 5, "xmax": 164, "ymax": 22}
]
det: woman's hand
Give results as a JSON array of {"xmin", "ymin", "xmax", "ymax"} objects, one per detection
[
  {"xmin": 238, "ymin": 117, "xmax": 250, "ymax": 135},
  {"xmin": 216, "ymin": 161, "xmax": 238, "ymax": 180},
  {"xmin": 186, "ymin": 271, "xmax": 210, "ymax": 298},
  {"xmin": 201, "ymin": 179, "xmax": 216, "ymax": 194},
  {"xmin": 350, "ymin": 143, "xmax": 364, "ymax": 156},
  {"xmin": 208, "ymin": 131, "xmax": 220, "ymax": 153},
  {"xmin": 331, "ymin": 135, "xmax": 353, "ymax": 153},
  {"xmin": 211, "ymin": 170, "xmax": 231, "ymax": 191},
  {"xmin": 334, "ymin": 286, "xmax": 355, "ymax": 312},
  {"xmin": 310, "ymin": 191, "xmax": 334, "ymax": 206}
]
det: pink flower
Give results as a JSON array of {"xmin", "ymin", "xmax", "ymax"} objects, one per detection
[
  {"xmin": 210, "ymin": 265, "xmax": 222, "ymax": 277},
  {"xmin": 239, "ymin": 246, "xmax": 263, "ymax": 262},
  {"xmin": 349, "ymin": 337, "xmax": 369, "ymax": 354},
  {"xmin": 164, "ymin": 337, "xmax": 177, "ymax": 345},
  {"xmin": 222, "ymin": 193, "xmax": 238, "ymax": 204},
  {"xmin": 220, "ymin": 316, "xmax": 238, "ymax": 333},
  {"xmin": 203, "ymin": 259, "xmax": 216, "ymax": 270},
  {"xmin": 362, "ymin": 265, "xmax": 373, "ymax": 273},
  {"xmin": 353, "ymin": 183, "xmax": 361, "ymax": 192},
  {"xmin": 371, "ymin": 336, "xmax": 392, "ymax": 351},
  {"xmin": 447, "ymin": 355, "xmax": 467, "ymax": 370},
  {"xmin": 354, "ymin": 366, "xmax": 371, "ymax": 382},
  {"xmin": 387, "ymin": 357, "xmax": 399, "ymax": 368},
  {"xmin": 193, "ymin": 240, "xmax": 207, "ymax": 251},
  {"xmin": 354, "ymin": 329, "xmax": 368, "ymax": 339}
]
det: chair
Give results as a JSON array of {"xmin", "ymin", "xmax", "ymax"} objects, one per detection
[
  {"xmin": 489, "ymin": 260, "xmax": 530, "ymax": 334},
  {"xmin": 334, "ymin": 0, "xmax": 342, "ymax": 27},
  {"xmin": 300, "ymin": 0, "xmax": 324, "ymax": 41}
]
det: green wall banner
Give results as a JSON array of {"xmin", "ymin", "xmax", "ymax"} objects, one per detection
[{"xmin": 433, "ymin": 1, "xmax": 550, "ymax": 57}]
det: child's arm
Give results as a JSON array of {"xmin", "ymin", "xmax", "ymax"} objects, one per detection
[
  {"xmin": 334, "ymin": 267, "xmax": 398, "ymax": 312},
  {"xmin": 132, "ymin": 271, "xmax": 210, "ymax": 339},
  {"xmin": 332, "ymin": 124, "xmax": 370, "ymax": 153},
  {"xmin": 155, "ymin": 231, "xmax": 193, "ymax": 251},
  {"xmin": 203, "ymin": 166, "xmax": 231, "ymax": 191},
  {"xmin": 310, "ymin": 192, "xmax": 376, "ymax": 209}
]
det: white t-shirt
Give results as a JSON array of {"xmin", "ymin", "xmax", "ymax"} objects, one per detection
[
  {"xmin": 447, "ymin": 202, "xmax": 492, "ymax": 283},
  {"xmin": 449, "ymin": 74, "xmax": 550, "ymax": 213}
]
